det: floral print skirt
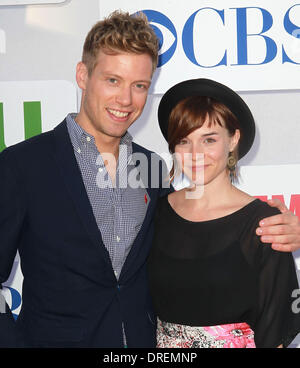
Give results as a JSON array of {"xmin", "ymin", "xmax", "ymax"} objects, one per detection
[{"xmin": 157, "ymin": 318, "xmax": 255, "ymax": 348}]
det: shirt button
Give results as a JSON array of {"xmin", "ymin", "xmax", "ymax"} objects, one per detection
[
  {"xmin": 86, "ymin": 136, "xmax": 91, "ymax": 142},
  {"xmin": 98, "ymin": 167, "xmax": 103, "ymax": 173},
  {"xmin": 77, "ymin": 148, "xmax": 81, "ymax": 154},
  {"xmin": 114, "ymin": 270, "xmax": 118, "ymax": 277},
  {"xmin": 116, "ymin": 236, "xmax": 120, "ymax": 242}
]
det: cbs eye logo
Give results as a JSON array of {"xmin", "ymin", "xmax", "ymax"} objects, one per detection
[{"xmin": 134, "ymin": 10, "xmax": 177, "ymax": 67}]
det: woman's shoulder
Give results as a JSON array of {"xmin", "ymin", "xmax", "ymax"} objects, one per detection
[
  {"xmin": 231, "ymin": 188, "xmax": 280, "ymax": 219},
  {"xmin": 248, "ymin": 198, "xmax": 281, "ymax": 219},
  {"xmin": 234, "ymin": 198, "xmax": 281, "ymax": 238},
  {"xmin": 237, "ymin": 199, "xmax": 281, "ymax": 267}
]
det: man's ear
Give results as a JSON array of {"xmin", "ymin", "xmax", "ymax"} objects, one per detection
[{"xmin": 76, "ymin": 62, "xmax": 88, "ymax": 90}]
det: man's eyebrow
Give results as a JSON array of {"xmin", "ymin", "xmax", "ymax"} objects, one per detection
[
  {"xmin": 102, "ymin": 72, "xmax": 121, "ymax": 78},
  {"xmin": 134, "ymin": 79, "xmax": 152, "ymax": 85},
  {"xmin": 103, "ymin": 72, "xmax": 151, "ymax": 84}
]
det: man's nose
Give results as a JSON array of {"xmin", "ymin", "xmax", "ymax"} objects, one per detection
[{"xmin": 116, "ymin": 86, "xmax": 132, "ymax": 106}]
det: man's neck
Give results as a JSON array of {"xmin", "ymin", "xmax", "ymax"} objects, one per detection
[
  {"xmin": 75, "ymin": 114, "xmax": 121, "ymax": 159},
  {"xmin": 75, "ymin": 114, "xmax": 123, "ymax": 183}
]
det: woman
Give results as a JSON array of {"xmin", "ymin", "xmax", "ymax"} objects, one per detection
[{"xmin": 148, "ymin": 78, "xmax": 300, "ymax": 348}]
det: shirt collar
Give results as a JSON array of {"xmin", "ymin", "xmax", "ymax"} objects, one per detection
[{"xmin": 66, "ymin": 113, "xmax": 133, "ymax": 156}]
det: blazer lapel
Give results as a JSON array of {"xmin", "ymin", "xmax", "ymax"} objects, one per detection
[
  {"xmin": 119, "ymin": 144, "xmax": 157, "ymax": 281},
  {"xmin": 51, "ymin": 119, "xmax": 112, "ymax": 266}
]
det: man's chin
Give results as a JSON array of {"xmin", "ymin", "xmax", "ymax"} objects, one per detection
[
  {"xmin": 110, "ymin": 130, "xmax": 128, "ymax": 138},
  {"xmin": 104, "ymin": 129, "xmax": 128, "ymax": 140}
]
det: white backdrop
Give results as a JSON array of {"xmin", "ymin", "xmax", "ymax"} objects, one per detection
[
  {"xmin": 101, "ymin": 0, "xmax": 300, "ymax": 93},
  {"xmin": 0, "ymin": 0, "xmax": 300, "ymax": 347}
]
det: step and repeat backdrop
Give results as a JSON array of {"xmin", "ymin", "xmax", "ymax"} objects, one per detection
[{"xmin": 0, "ymin": 0, "xmax": 300, "ymax": 347}]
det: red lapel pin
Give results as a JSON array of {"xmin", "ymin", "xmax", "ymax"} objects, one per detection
[{"xmin": 144, "ymin": 194, "xmax": 148, "ymax": 204}]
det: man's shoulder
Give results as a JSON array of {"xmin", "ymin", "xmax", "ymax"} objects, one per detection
[
  {"xmin": 2, "ymin": 119, "xmax": 66, "ymax": 157},
  {"xmin": 132, "ymin": 141, "xmax": 154, "ymax": 156},
  {"xmin": 132, "ymin": 141, "xmax": 166, "ymax": 162}
]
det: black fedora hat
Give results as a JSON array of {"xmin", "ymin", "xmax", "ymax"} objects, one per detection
[{"xmin": 158, "ymin": 78, "xmax": 255, "ymax": 159}]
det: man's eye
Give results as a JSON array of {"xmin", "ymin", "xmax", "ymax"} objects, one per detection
[
  {"xmin": 108, "ymin": 78, "xmax": 117, "ymax": 84},
  {"xmin": 136, "ymin": 83, "xmax": 148, "ymax": 90},
  {"xmin": 178, "ymin": 139, "xmax": 188, "ymax": 145}
]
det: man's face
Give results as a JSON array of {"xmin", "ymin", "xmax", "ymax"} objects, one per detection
[{"xmin": 77, "ymin": 50, "xmax": 153, "ymax": 141}]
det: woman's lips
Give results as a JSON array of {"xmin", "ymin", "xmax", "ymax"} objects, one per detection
[{"xmin": 191, "ymin": 164, "xmax": 209, "ymax": 171}]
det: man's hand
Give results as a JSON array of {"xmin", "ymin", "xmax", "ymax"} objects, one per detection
[{"xmin": 256, "ymin": 198, "xmax": 300, "ymax": 252}]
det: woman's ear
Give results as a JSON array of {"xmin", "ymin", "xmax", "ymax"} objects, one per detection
[
  {"xmin": 230, "ymin": 129, "xmax": 240, "ymax": 152},
  {"xmin": 76, "ymin": 62, "xmax": 88, "ymax": 90}
]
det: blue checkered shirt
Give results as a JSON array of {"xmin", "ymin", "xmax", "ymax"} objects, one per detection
[{"xmin": 66, "ymin": 113, "xmax": 149, "ymax": 280}]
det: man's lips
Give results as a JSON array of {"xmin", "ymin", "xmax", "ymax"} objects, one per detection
[{"xmin": 107, "ymin": 108, "xmax": 131, "ymax": 119}]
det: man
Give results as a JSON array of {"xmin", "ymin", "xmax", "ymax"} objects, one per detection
[{"xmin": 0, "ymin": 10, "xmax": 299, "ymax": 348}]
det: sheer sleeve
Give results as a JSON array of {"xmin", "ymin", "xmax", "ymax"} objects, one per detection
[
  {"xmin": 239, "ymin": 201, "xmax": 300, "ymax": 347},
  {"xmin": 253, "ymin": 241, "xmax": 300, "ymax": 348}
]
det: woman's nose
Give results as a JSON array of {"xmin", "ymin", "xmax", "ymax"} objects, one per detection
[{"xmin": 191, "ymin": 143, "xmax": 204, "ymax": 161}]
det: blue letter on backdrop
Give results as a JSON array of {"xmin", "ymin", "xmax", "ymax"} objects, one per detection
[
  {"xmin": 138, "ymin": 10, "xmax": 177, "ymax": 67},
  {"xmin": 282, "ymin": 4, "xmax": 300, "ymax": 65},
  {"xmin": 232, "ymin": 7, "xmax": 277, "ymax": 65},
  {"xmin": 182, "ymin": 8, "xmax": 227, "ymax": 68}
]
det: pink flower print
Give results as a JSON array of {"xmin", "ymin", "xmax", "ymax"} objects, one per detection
[{"xmin": 203, "ymin": 323, "xmax": 255, "ymax": 348}]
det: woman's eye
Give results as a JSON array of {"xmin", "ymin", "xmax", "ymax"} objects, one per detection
[
  {"xmin": 204, "ymin": 138, "xmax": 216, "ymax": 144},
  {"xmin": 178, "ymin": 139, "xmax": 188, "ymax": 145}
]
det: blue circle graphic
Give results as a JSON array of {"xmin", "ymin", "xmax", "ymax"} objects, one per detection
[{"xmin": 134, "ymin": 10, "xmax": 177, "ymax": 67}]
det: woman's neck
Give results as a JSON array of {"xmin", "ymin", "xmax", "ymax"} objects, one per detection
[
  {"xmin": 169, "ymin": 170, "xmax": 254, "ymax": 222},
  {"xmin": 184, "ymin": 171, "xmax": 234, "ymax": 208}
]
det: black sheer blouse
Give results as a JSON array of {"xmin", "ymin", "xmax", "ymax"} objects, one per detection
[{"xmin": 148, "ymin": 197, "xmax": 300, "ymax": 348}]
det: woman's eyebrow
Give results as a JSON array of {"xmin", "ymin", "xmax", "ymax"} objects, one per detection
[{"xmin": 201, "ymin": 132, "xmax": 218, "ymax": 137}]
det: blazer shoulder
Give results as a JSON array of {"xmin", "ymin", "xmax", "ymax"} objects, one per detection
[
  {"xmin": 132, "ymin": 141, "xmax": 154, "ymax": 156},
  {"xmin": 132, "ymin": 141, "xmax": 166, "ymax": 162},
  {"xmin": 2, "ymin": 120, "xmax": 66, "ymax": 158}
]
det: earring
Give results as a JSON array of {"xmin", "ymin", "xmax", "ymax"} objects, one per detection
[
  {"xmin": 227, "ymin": 152, "xmax": 237, "ymax": 182},
  {"xmin": 227, "ymin": 153, "xmax": 236, "ymax": 169}
]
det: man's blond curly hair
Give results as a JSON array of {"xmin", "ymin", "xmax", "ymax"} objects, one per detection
[{"xmin": 82, "ymin": 10, "xmax": 159, "ymax": 75}]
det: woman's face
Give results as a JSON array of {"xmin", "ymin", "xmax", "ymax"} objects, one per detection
[{"xmin": 174, "ymin": 116, "xmax": 240, "ymax": 186}]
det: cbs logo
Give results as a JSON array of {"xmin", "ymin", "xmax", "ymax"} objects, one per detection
[{"xmin": 135, "ymin": 6, "xmax": 300, "ymax": 68}]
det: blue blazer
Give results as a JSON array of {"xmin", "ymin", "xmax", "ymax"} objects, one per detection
[{"xmin": 0, "ymin": 119, "xmax": 170, "ymax": 348}]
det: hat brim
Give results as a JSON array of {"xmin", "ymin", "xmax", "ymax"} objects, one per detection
[{"xmin": 158, "ymin": 78, "xmax": 255, "ymax": 159}]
